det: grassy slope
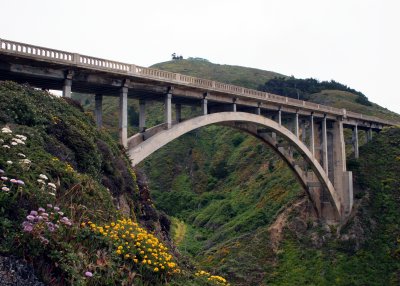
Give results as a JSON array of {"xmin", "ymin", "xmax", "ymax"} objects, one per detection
[
  {"xmin": 0, "ymin": 82, "xmax": 214, "ymax": 286},
  {"xmin": 152, "ymin": 59, "xmax": 284, "ymax": 89}
]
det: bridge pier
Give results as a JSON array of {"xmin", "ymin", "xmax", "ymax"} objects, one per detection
[
  {"xmin": 165, "ymin": 92, "xmax": 172, "ymax": 129},
  {"xmin": 367, "ymin": 127, "xmax": 373, "ymax": 142},
  {"xmin": 62, "ymin": 78, "xmax": 72, "ymax": 98},
  {"xmin": 119, "ymin": 86, "xmax": 128, "ymax": 148},
  {"xmin": 310, "ymin": 113, "xmax": 315, "ymax": 156},
  {"xmin": 322, "ymin": 115, "xmax": 328, "ymax": 173},
  {"xmin": 202, "ymin": 94, "xmax": 208, "ymax": 115},
  {"xmin": 232, "ymin": 98, "xmax": 237, "ymax": 112},
  {"xmin": 295, "ymin": 112, "xmax": 299, "ymax": 138},
  {"xmin": 352, "ymin": 125, "xmax": 359, "ymax": 159},
  {"xmin": 278, "ymin": 108, "xmax": 282, "ymax": 126},
  {"xmin": 95, "ymin": 94, "xmax": 103, "ymax": 129},
  {"xmin": 256, "ymin": 103, "xmax": 261, "ymax": 115},
  {"xmin": 139, "ymin": 99, "xmax": 146, "ymax": 132}
]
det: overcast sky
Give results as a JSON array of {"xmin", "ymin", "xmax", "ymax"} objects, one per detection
[{"xmin": 1, "ymin": 0, "xmax": 399, "ymax": 113}]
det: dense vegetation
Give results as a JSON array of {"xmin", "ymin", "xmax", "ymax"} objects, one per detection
[
  {"xmin": 0, "ymin": 81, "xmax": 231, "ymax": 285},
  {"xmin": 258, "ymin": 76, "xmax": 372, "ymax": 106}
]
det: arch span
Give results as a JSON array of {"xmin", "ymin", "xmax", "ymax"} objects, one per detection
[{"xmin": 127, "ymin": 112, "xmax": 342, "ymax": 218}]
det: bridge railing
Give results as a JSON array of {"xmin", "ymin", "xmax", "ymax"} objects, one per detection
[
  {"xmin": 0, "ymin": 38, "xmax": 74, "ymax": 63},
  {"xmin": 0, "ymin": 38, "xmax": 396, "ymax": 126}
]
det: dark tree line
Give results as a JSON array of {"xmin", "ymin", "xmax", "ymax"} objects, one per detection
[
  {"xmin": 171, "ymin": 53, "xmax": 183, "ymax": 60},
  {"xmin": 258, "ymin": 77, "xmax": 372, "ymax": 106}
]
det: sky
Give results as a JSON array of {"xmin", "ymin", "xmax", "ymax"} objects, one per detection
[{"xmin": 1, "ymin": 0, "xmax": 399, "ymax": 113}]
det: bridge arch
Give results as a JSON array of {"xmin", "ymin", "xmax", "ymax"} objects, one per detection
[{"xmin": 128, "ymin": 112, "xmax": 342, "ymax": 218}]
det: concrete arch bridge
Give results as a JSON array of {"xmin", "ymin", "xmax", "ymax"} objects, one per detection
[{"xmin": 0, "ymin": 38, "xmax": 396, "ymax": 223}]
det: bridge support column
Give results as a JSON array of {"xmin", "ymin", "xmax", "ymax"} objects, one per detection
[
  {"xmin": 256, "ymin": 103, "xmax": 261, "ymax": 115},
  {"xmin": 62, "ymin": 79, "xmax": 72, "ymax": 98},
  {"xmin": 367, "ymin": 127, "xmax": 373, "ymax": 142},
  {"xmin": 119, "ymin": 86, "xmax": 128, "ymax": 148},
  {"xmin": 165, "ymin": 92, "xmax": 172, "ymax": 129},
  {"xmin": 139, "ymin": 99, "xmax": 146, "ymax": 132},
  {"xmin": 278, "ymin": 108, "xmax": 282, "ymax": 126},
  {"xmin": 310, "ymin": 113, "xmax": 315, "ymax": 156},
  {"xmin": 202, "ymin": 98, "xmax": 208, "ymax": 115},
  {"xmin": 175, "ymin": 104, "xmax": 182, "ymax": 123},
  {"xmin": 352, "ymin": 125, "xmax": 359, "ymax": 159},
  {"xmin": 232, "ymin": 98, "xmax": 237, "ymax": 112},
  {"xmin": 322, "ymin": 115, "xmax": 328, "ymax": 173},
  {"xmin": 295, "ymin": 112, "xmax": 299, "ymax": 138},
  {"xmin": 332, "ymin": 119, "xmax": 353, "ymax": 217},
  {"xmin": 95, "ymin": 94, "xmax": 103, "ymax": 129}
]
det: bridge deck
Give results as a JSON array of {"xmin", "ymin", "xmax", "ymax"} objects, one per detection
[{"xmin": 0, "ymin": 38, "xmax": 396, "ymax": 129}]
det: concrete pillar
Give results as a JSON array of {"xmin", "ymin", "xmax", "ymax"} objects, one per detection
[
  {"xmin": 295, "ymin": 112, "xmax": 299, "ymax": 138},
  {"xmin": 332, "ymin": 119, "xmax": 353, "ymax": 217},
  {"xmin": 322, "ymin": 115, "xmax": 328, "ymax": 173},
  {"xmin": 119, "ymin": 86, "xmax": 128, "ymax": 148},
  {"xmin": 256, "ymin": 103, "xmax": 261, "ymax": 115},
  {"xmin": 232, "ymin": 98, "xmax": 237, "ymax": 112},
  {"xmin": 352, "ymin": 125, "xmax": 359, "ymax": 159},
  {"xmin": 278, "ymin": 108, "xmax": 282, "ymax": 126},
  {"xmin": 62, "ymin": 78, "xmax": 72, "ymax": 98},
  {"xmin": 139, "ymin": 99, "xmax": 146, "ymax": 132},
  {"xmin": 95, "ymin": 94, "xmax": 102, "ymax": 129},
  {"xmin": 367, "ymin": 127, "xmax": 373, "ymax": 142},
  {"xmin": 310, "ymin": 113, "xmax": 315, "ymax": 156},
  {"xmin": 202, "ymin": 98, "xmax": 208, "ymax": 115},
  {"xmin": 165, "ymin": 92, "xmax": 172, "ymax": 129},
  {"xmin": 175, "ymin": 104, "xmax": 182, "ymax": 123}
]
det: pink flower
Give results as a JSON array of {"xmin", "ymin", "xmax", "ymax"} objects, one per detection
[
  {"xmin": 38, "ymin": 207, "xmax": 45, "ymax": 212},
  {"xmin": 85, "ymin": 271, "xmax": 93, "ymax": 277},
  {"xmin": 22, "ymin": 222, "xmax": 33, "ymax": 232},
  {"xmin": 26, "ymin": 215, "xmax": 35, "ymax": 221},
  {"xmin": 54, "ymin": 206, "xmax": 60, "ymax": 211},
  {"xmin": 30, "ymin": 210, "xmax": 38, "ymax": 216},
  {"xmin": 10, "ymin": 179, "xmax": 17, "ymax": 184}
]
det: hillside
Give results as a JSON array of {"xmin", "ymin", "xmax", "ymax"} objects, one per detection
[
  {"xmin": 0, "ymin": 81, "xmax": 232, "ymax": 286},
  {"xmin": 72, "ymin": 59, "xmax": 400, "ymax": 285},
  {"xmin": 152, "ymin": 59, "xmax": 284, "ymax": 90}
]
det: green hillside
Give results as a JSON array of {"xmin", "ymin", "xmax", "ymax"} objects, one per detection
[
  {"xmin": 0, "ymin": 81, "xmax": 232, "ymax": 286},
  {"xmin": 152, "ymin": 59, "xmax": 284, "ymax": 89}
]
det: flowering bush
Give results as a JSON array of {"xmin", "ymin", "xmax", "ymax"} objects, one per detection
[
  {"xmin": 22, "ymin": 205, "xmax": 72, "ymax": 244},
  {"xmin": 195, "ymin": 270, "xmax": 230, "ymax": 286},
  {"xmin": 84, "ymin": 217, "xmax": 180, "ymax": 277}
]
